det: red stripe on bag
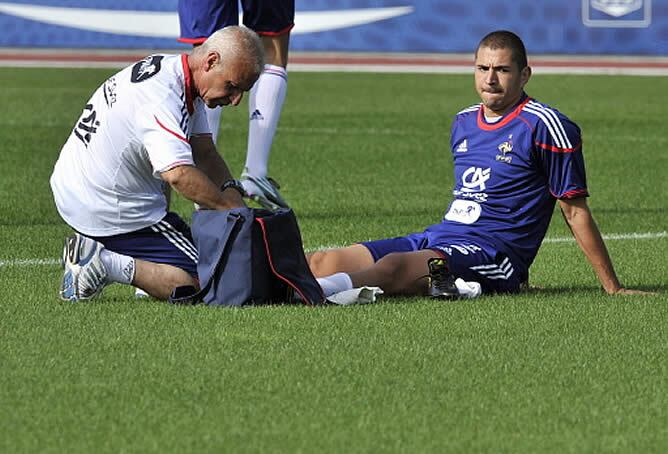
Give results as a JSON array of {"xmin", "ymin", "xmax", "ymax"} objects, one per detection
[{"xmin": 255, "ymin": 217, "xmax": 314, "ymax": 306}]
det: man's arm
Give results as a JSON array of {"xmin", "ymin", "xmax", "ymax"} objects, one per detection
[
  {"xmin": 160, "ymin": 133, "xmax": 245, "ymax": 210},
  {"xmin": 189, "ymin": 134, "xmax": 233, "ymax": 187},
  {"xmin": 558, "ymin": 197, "xmax": 649, "ymax": 295},
  {"xmin": 161, "ymin": 164, "xmax": 244, "ymax": 210}
]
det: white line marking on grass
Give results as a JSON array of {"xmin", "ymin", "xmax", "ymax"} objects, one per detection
[
  {"xmin": 220, "ymin": 123, "xmax": 419, "ymax": 137},
  {"xmin": 305, "ymin": 231, "xmax": 668, "ymax": 252},
  {"xmin": 542, "ymin": 231, "xmax": 668, "ymax": 244},
  {"xmin": 0, "ymin": 258, "xmax": 60, "ymax": 267},
  {"xmin": 1, "ymin": 231, "xmax": 666, "ymax": 268}
]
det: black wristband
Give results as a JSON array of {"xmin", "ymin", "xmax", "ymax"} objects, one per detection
[{"xmin": 220, "ymin": 179, "xmax": 246, "ymax": 197}]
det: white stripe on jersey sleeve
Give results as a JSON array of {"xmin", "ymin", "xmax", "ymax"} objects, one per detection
[
  {"xmin": 522, "ymin": 105, "xmax": 572, "ymax": 148},
  {"xmin": 527, "ymin": 101, "xmax": 573, "ymax": 148},
  {"xmin": 525, "ymin": 102, "xmax": 573, "ymax": 149},
  {"xmin": 457, "ymin": 104, "xmax": 480, "ymax": 115}
]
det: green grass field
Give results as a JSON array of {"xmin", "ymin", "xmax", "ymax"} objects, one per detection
[{"xmin": 1, "ymin": 67, "xmax": 666, "ymax": 453}]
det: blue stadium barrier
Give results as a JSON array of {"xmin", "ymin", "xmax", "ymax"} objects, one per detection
[{"xmin": 0, "ymin": 0, "xmax": 665, "ymax": 54}]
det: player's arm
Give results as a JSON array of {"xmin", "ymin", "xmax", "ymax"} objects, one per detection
[
  {"xmin": 558, "ymin": 197, "xmax": 650, "ymax": 295},
  {"xmin": 161, "ymin": 164, "xmax": 244, "ymax": 210},
  {"xmin": 189, "ymin": 134, "xmax": 234, "ymax": 188}
]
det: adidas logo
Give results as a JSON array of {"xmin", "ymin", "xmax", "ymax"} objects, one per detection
[
  {"xmin": 456, "ymin": 139, "xmax": 468, "ymax": 153},
  {"xmin": 122, "ymin": 261, "xmax": 135, "ymax": 282},
  {"xmin": 250, "ymin": 109, "xmax": 264, "ymax": 120}
]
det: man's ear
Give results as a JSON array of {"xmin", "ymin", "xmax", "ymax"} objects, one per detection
[
  {"xmin": 521, "ymin": 65, "xmax": 532, "ymax": 86},
  {"xmin": 205, "ymin": 51, "xmax": 220, "ymax": 71}
]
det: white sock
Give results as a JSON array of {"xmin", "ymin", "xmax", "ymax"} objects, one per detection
[
  {"xmin": 245, "ymin": 64, "xmax": 288, "ymax": 177},
  {"xmin": 205, "ymin": 105, "xmax": 223, "ymax": 145},
  {"xmin": 317, "ymin": 272, "xmax": 353, "ymax": 297},
  {"xmin": 100, "ymin": 249, "xmax": 135, "ymax": 285}
]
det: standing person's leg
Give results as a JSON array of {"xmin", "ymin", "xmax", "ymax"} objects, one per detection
[
  {"xmin": 244, "ymin": 32, "xmax": 290, "ymax": 179},
  {"xmin": 177, "ymin": 0, "xmax": 239, "ymax": 144},
  {"xmin": 240, "ymin": 0, "xmax": 294, "ymax": 210}
]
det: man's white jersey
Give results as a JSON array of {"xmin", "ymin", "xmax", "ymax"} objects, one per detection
[{"xmin": 50, "ymin": 54, "xmax": 210, "ymax": 236}]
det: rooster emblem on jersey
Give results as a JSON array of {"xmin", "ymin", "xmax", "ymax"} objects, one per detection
[
  {"xmin": 131, "ymin": 55, "xmax": 164, "ymax": 83},
  {"xmin": 496, "ymin": 135, "xmax": 514, "ymax": 163}
]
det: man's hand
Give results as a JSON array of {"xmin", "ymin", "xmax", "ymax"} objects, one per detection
[{"xmin": 558, "ymin": 197, "xmax": 653, "ymax": 296}]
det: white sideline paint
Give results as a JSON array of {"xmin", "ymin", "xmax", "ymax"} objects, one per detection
[
  {"xmin": 1, "ymin": 231, "xmax": 666, "ymax": 268},
  {"xmin": 221, "ymin": 123, "xmax": 417, "ymax": 137},
  {"xmin": 308, "ymin": 231, "xmax": 668, "ymax": 252},
  {"xmin": 543, "ymin": 231, "xmax": 668, "ymax": 244},
  {"xmin": 0, "ymin": 258, "xmax": 61, "ymax": 267}
]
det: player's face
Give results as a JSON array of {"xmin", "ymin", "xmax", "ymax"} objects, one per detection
[
  {"xmin": 474, "ymin": 46, "xmax": 531, "ymax": 117},
  {"xmin": 200, "ymin": 56, "xmax": 259, "ymax": 108}
]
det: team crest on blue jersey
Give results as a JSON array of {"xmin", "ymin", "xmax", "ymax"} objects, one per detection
[
  {"xmin": 131, "ymin": 55, "xmax": 163, "ymax": 83},
  {"xmin": 496, "ymin": 135, "xmax": 513, "ymax": 163}
]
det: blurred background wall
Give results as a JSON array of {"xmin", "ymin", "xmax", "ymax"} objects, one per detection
[{"xmin": 0, "ymin": 0, "xmax": 665, "ymax": 55}]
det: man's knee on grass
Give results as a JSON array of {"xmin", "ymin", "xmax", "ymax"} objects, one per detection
[{"xmin": 134, "ymin": 261, "xmax": 198, "ymax": 301}]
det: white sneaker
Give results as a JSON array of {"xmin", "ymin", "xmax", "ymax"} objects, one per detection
[
  {"xmin": 327, "ymin": 287, "xmax": 384, "ymax": 305},
  {"xmin": 59, "ymin": 234, "xmax": 108, "ymax": 302},
  {"xmin": 240, "ymin": 170, "xmax": 289, "ymax": 211}
]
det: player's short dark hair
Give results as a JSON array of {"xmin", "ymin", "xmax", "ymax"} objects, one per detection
[{"xmin": 476, "ymin": 30, "xmax": 528, "ymax": 70}]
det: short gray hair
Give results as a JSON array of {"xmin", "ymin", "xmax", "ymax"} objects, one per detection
[{"xmin": 200, "ymin": 26, "xmax": 264, "ymax": 75}]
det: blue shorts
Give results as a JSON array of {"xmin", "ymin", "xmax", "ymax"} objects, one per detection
[
  {"xmin": 361, "ymin": 224, "xmax": 528, "ymax": 294},
  {"xmin": 178, "ymin": 0, "xmax": 295, "ymax": 43},
  {"xmin": 89, "ymin": 212, "xmax": 198, "ymax": 277}
]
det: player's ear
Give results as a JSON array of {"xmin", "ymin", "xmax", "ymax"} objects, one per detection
[{"xmin": 521, "ymin": 65, "xmax": 532, "ymax": 86}]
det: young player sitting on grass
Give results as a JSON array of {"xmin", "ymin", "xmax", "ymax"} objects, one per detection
[{"xmin": 308, "ymin": 30, "xmax": 652, "ymax": 300}]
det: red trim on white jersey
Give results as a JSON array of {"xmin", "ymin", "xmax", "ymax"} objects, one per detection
[
  {"xmin": 154, "ymin": 115, "xmax": 188, "ymax": 143},
  {"xmin": 180, "ymin": 53, "xmax": 195, "ymax": 114}
]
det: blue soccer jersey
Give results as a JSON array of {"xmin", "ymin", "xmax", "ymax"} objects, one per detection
[{"xmin": 441, "ymin": 94, "xmax": 588, "ymax": 269}]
